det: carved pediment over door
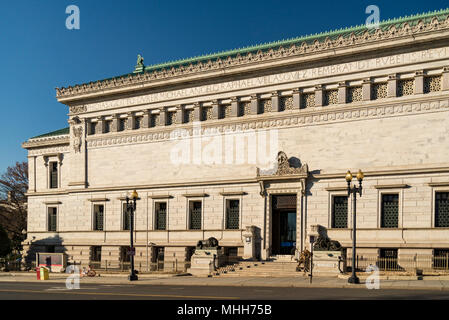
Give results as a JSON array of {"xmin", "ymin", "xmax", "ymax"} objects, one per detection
[{"xmin": 256, "ymin": 151, "xmax": 309, "ymax": 197}]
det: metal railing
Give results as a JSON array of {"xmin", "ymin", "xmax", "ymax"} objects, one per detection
[
  {"xmin": 81, "ymin": 260, "xmax": 191, "ymax": 274},
  {"xmin": 345, "ymin": 254, "xmax": 449, "ymax": 273},
  {"xmin": 0, "ymin": 260, "xmax": 36, "ymax": 272}
]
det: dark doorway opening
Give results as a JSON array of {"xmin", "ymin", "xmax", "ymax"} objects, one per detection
[{"xmin": 272, "ymin": 195, "xmax": 297, "ymax": 255}]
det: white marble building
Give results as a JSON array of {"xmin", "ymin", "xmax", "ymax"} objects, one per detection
[{"xmin": 22, "ymin": 9, "xmax": 449, "ymax": 271}]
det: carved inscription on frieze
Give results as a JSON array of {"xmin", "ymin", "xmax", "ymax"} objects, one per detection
[{"xmin": 85, "ymin": 47, "xmax": 449, "ymax": 112}]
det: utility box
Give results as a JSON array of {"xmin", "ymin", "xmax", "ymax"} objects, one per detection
[{"xmin": 39, "ymin": 267, "xmax": 49, "ymax": 280}]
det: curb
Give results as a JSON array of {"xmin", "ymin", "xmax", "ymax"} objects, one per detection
[{"xmin": 1, "ymin": 276, "xmax": 448, "ymax": 291}]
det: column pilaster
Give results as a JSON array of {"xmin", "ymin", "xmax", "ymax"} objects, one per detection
[
  {"xmin": 362, "ymin": 78, "xmax": 372, "ymax": 101},
  {"xmin": 250, "ymin": 95, "xmax": 258, "ymax": 114},
  {"xmin": 315, "ymin": 85, "xmax": 323, "ymax": 107},
  {"xmin": 387, "ymin": 74, "xmax": 398, "ymax": 98},
  {"xmin": 414, "ymin": 70, "xmax": 425, "ymax": 94},
  {"xmin": 292, "ymin": 88, "xmax": 301, "ymax": 110},
  {"xmin": 338, "ymin": 82, "xmax": 347, "ymax": 104}
]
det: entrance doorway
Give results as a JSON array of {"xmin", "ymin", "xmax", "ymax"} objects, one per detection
[{"xmin": 271, "ymin": 195, "xmax": 297, "ymax": 255}]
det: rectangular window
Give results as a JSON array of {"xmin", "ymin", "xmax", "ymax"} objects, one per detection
[
  {"xmin": 150, "ymin": 114, "xmax": 159, "ymax": 127},
  {"xmin": 47, "ymin": 207, "xmax": 57, "ymax": 232},
  {"xmin": 91, "ymin": 246, "xmax": 102, "ymax": 262},
  {"xmin": 104, "ymin": 120, "xmax": 112, "ymax": 133},
  {"xmin": 89, "ymin": 122, "xmax": 97, "ymax": 135},
  {"xmin": 381, "ymin": 194, "xmax": 399, "ymax": 228},
  {"xmin": 152, "ymin": 247, "xmax": 165, "ymax": 263},
  {"xmin": 435, "ymin": 192, "xmax": 449, "ymax": 227},
  {"xmin": 118, "ymin": 118, "xmax": 127, "ymax": 131},
  {"xmin": 155, "ymin": 202, "xmax": 167, "ymax": 230},
  {"xmin": 226, "ymin": 199, "xmax": 240, "ymax": 229},
  {"xmin": 122, "ymin": 203, "xmax": 130, "ymax": 231},
  {"xmin": 331, "ymin": 196, "xmax": 348, "ymax": 228},
  {"xmin": 120, "ymin": 246, "xmax": 131, "ymax": 262},
  {"xmin": 93, "ymin": 204, "xmax": 104, "ymax": 231},
  {"xmin": 189, "ymin": 201, "xmax": 202, "ymax": 230},
  {"xmin": 49, "ymin": 162, "xmax": 58, "ymax": 189},
  {"xmin": 135, "ymin": 116, "xmax": 143, "ymax": 129}
]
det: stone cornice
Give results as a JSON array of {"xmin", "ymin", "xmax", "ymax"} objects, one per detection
[
  {"xmin": 85, "ymin": 95, "xmax": 449, "ymax": 149},
  {"xmin": 325, "ymin": 186, "xmax": 348, "ymax": 192},
  {"xmin": 56, "ymin": 16, "xmax": 449, "ymax": 103},
  {"xmin": 87, "ymin": 198, "xmax": 110, "ymax": 202},
  {"xmin": 219, "ymin": 191, "xmax": 247, "ymax": 196},
  {"xmin": 182, "ymin": 193, "xmax": 209, "ymax": 198},
  {"xmin": 374, "ymin": 184, "xmax": 410, "ymax": 189},
  {"xmin": 22, "ymin": 135, "xmax": 69, "ymax": 150},
  {"xmin": 428, "ymin": 182, "xmax": 449, "ymax": 187}
]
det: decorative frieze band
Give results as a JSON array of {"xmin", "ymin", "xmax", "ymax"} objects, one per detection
[
  {"xmin": 27, "ymin": 145, "xmax": 70, "ymax": 156},
  {"xmin": 85, "ymin": 98, "xmax": 449, "ymax": 149}
]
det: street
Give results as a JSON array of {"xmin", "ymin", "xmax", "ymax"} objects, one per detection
[{"xmin": 0, "ymin": 281, "xmax": 449, "ymax": 300}]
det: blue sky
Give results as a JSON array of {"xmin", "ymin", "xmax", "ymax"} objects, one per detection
[{"xmin": 0, "ymin": 0, "xmax": 447, "ymax": 171}]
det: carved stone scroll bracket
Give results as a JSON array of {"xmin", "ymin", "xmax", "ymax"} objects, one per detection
[{"xmin": 259, "ymin": 180, "xmax": 266, "ymax": 197}]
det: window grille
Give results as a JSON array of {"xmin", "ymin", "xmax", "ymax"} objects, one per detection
[
  {"xmin": 156, "ymin": 202, "xmax": 167, "ymax": 230},
  {"xmin": 184, "ymin": 109, "xmax": 194, "ymax": 123},
  {"xmin": 259, "ymin": 99, "xmax": 272, "ymax": 113},
  {"xmin": 397, "ymin": 79, "xmax": 414, "ymax": 96},
  {"xmin": 381, "ymin": 194, "xmax": 399, "ymax": 228},
  {"xmin": 89, "ymin": 122, "xmax": 97, "ymax": 135},
  {"xmin": 347, "ymin": 86, "xmax": 362, "ymax": 103},
  {"xmin": 332, "ymin": 196, "xmax": 348, "ymax": 228},
  {"xmin": 91, "ymin": 246, "xmax": 102, "ymax": 262},
  {"xmin": 94, "ymin": 205, "xmax": 104, "ymax": 231},
  {"xmin": 118, "ymin": 118, "xmax": 127, "ymax": 131},
  {"xmin": 150, "ymin": 114, "xmax": 159, "ymax": 127},
  {"xmin": 371, "ymin": 82, "xmax": 387, "ymax": 99},
  {"xmin": 435, "ymin": 192, "xmax": 449, "ymax": 227},
  {"xmin": 238, "ymin": 101, "xmax": 251, "ymax": 116},
  {"xmin": 424, "ymin": 75, "xmax": 442, "ymax": 93},
  {"xmin": 219, "ymin": 105, "xmax": 231, "ymax": 119},
  {"xmin": 272, "ymin": 195, "xmax": 297, "ymax": 210},
  {"xmin": 201, "ymin": 107, "xmax": 213, "ymax": 121},
  {"xmin": 324, "ymin": 89, "xmax": 338, "ymax": 105},
  {"xmin": 301, "ymin": 92, "xmax": 315, "ymax": 108},
  {"xmin": 226, "ymin": 200, "xmax": 240, "ymax": 229},
  {"xmin": 189, "ymin": 201, "xmax": 202, "ymax": 230},
  {"xmin": 279, "ymin": 96, "xmax": 293, "ymax": 111},
  {"xmin": 166, "ymin": 112, "xmax": 176, "ymax": 125},
  {"xmin": 122, "ymin": 203, "xmax": 130, "ymax": 230},
  {"xmin": 135, "ymin": 116, "xmax": 143, "ymax": 129},
  {"xmin": 47, "ymin": 207, "xmax": 57, "ymax": 232},
  {"xmin": 49, "ymin": 162, "xmax": 58, "ymax": 189},
  {"xmin": 104, "ymin": 120, "xmax": 112, "ymax": 133}
]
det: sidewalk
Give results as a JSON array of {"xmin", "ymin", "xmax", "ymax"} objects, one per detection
[{"xmin": 1, "ymin": 272, "xmax": 449, "ymax": 291}]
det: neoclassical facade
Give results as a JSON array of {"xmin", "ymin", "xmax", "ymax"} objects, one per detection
[{"xmin": 22, "ymin": 9, "xmax": 449, "ymax": 270}]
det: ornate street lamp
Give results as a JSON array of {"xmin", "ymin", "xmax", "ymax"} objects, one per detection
[
  {"xmin": 345, "ymin": 169, "xmax": 364, "ymax": 284},
  {"xmin": 126, "ymin": 190, "xmax": 139, "ymax": 281}
]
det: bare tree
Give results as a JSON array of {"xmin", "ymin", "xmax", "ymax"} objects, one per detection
[{"xmin": 0, "ymin": 162, "xmax": 28, "ymax": 250}]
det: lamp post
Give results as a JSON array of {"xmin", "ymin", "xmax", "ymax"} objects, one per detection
[
  {"xmin": 126, "ymin": 190, "xmax": 139, "ymax": 281},
  {"xmin": 346, "ymin": 169, "xmax": 364, "ymax": 284}
]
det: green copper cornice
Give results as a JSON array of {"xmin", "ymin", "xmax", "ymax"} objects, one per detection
[
  {"xmin": 56, "ymin": 8, "xmax": 449, "ymax": 99},
  {"xmin": 141, "ymin": 8, "xmax": 449, "ymax": 73}
]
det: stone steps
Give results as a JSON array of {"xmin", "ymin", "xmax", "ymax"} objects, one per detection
[{"xmin": 214, "ymin": 260, "xmax": 302, "ymax": 277}]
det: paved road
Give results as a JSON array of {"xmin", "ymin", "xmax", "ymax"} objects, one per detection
[{"xmin": 1, "ymin": 281, "xmax": 449, "ymax": 300}]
